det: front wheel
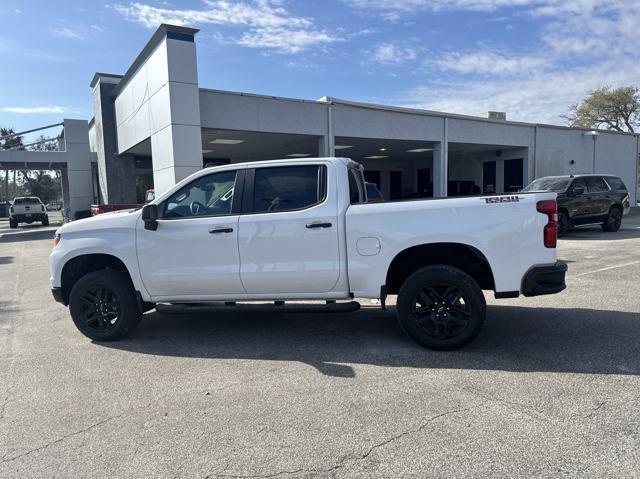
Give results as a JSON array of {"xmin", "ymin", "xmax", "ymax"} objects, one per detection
[
  {"xmin": 602, "ymin": 207, "xmax": 622, "ymax": 232},
  {"xmin": 69, "ymin": 270, "xmax": 142, "ymax": 341},
  {"xmin": 396, "ymin": 265, "xmax": 486, "ymax": 350}
]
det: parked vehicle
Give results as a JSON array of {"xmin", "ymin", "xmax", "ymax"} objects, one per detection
[
  {"xmin": 9, "ymin": 197, "xmax": 49, "ymax": 228},
  {"xmin": 522, "ymin": 174, "xmax": 630, "ymax": 235},
  {"xmin": 90, "ymin": 203, "xmax": 141, "ymax": 215},
  {"xmin": 46, "ymin": 202, "xmax": 62, "ymax": 211},
  {"xmin": 50, "ymin": 158, "xmax": 566, "ymax": 349},
  {"xmin": 91, "ymin": 189, "xmax": 156, "ymax": 216},
  {"xmin": 365, "ymin": 182, "xmax": 384, "ymax": 203}
]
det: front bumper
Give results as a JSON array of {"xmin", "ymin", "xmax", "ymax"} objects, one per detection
[
  {"xmin": 521, "ymin": 261, "xmax": 568, "ymax": 297},
  {"xmin": 51, "ymin": 287, "xmax": 65, "ymax": 305}
]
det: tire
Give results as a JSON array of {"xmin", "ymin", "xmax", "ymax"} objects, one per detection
[
  {"xmin": 69, "ymin": 270, "xmax": 142, "ymax": 341},
  {"xmin": 558, "ymin": 211, "xmax": 570, "ymax": 236},
  {"xmin": 396, "ymin": 265, "xmax": 486, "ymax": 350},
  {"xmin": 9, "ymin": 218, "xmax": 18, "ymax": 229},
  {"xmin": 602, "ymin": 207, "xmax": 622, "ymax": 232},
  {"xmin": 42, "ymin": 216, "xmax": 49, "ymax": 226}
]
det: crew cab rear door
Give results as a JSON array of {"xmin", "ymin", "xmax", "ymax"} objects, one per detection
[{"xmin": 237, "ymin": 163, "xmax": 341, "ymax": 294}]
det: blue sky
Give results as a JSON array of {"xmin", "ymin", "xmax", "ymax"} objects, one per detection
[{"xmin": 1, "ymin": 0, "xmax": 638, "ymax": 141}]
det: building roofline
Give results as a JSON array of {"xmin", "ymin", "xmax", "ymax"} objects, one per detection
[
  {"xmin": 323, "ymin": 97, "xmax": 638, "ymax": 136},
  {"xmin": 199, "ymin": 87, "xmax": 328, "ymax": 106},
  {"xmin": 199, "ymin": 89, "xmax": 638, "ymax": 137},
  {"xmin": 90, "ymin": 72, "xmax": 123, "ymax": 88},
  {"xmin": 111, "ymin": 23, "xmax": 199, "ymax": 98}
]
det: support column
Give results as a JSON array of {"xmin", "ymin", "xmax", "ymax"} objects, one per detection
[
  {"xmin": 62, "ymin": 119, "xmax": 94, "ymax": 218},
  {"xmin": 91, "ymin": 74, "xmax": 137, "ymax": 204},
  {"xmin": 149, "ymin": 28, "xmax": 202, "ymax": 195},
  {"xmin": 433, "ymin": 119, "xmax": 449, "ymax": 197}
]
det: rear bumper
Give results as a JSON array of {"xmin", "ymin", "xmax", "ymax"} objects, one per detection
[
  {"xmin": 521, "ymin": 261, "xmax": 568, "ymax": 297},
  {"xmin": 12, "ymin": 213, "xmax": 47, "ymax": 222}
]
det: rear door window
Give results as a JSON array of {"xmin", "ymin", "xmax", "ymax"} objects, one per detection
[
  {"xmin": 604, "ymin": 177, "xmax": 627, "ymax": 191},
  {"xmin": 251, "ymin": 165, "xmax": 325, "ymax": 213},
  {"xmin": 586, "ymin": 177, "xmax": 609, "ymax": 193}
]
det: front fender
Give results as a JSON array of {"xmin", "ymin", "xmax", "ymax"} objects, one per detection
[{"xmin": 49, "ymin": 232, "xmax": 149, "ymax": 300}]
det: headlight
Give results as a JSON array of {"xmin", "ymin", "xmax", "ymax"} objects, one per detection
[{"xmin": 53, "ymin": 233, "xmax": 61, "ymax": 247}]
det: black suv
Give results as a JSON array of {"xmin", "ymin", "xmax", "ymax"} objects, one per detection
[{"xmin": 522, "ymin": 175, "xmax": 631, "ymax": 235}]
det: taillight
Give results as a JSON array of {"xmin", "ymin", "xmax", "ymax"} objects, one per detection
[
  {"xmin": 537, "ymin": 200, "xmax": 558, "ymax": 248},
  {"xmin": 41, "ymin": 205, "xmax": 45, "ymax": 212}
]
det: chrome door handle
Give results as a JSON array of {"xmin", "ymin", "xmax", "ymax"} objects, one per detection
[
  {"xmin": 305, "ymin": 222, "xmax": 332, "ymax": 229},
  {"xmin": 209, "ymin": 227, "xmax": 234, "ymax": 234}
]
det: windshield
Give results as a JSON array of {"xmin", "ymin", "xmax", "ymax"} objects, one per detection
[{"xmin": 522, "ymin": 178, "xmax": 570, "ymax": 193}]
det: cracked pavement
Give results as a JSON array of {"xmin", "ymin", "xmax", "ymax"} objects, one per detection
[{"xmin": 1, "ymin": 210, "xmax": 639, "ymax": 478}]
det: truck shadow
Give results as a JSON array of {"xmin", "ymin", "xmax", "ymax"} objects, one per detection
[
  {"xmin": 97, "ymin": 305, "xmax": 640, "ymax": 378},
  {"xmin": 0, "ymin": 229, "xmax": 56, "ymax": 243}
]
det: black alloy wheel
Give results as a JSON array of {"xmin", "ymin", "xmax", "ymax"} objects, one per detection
[
  {"xmin": 78, "ymin": 286, "xmax": 121, "ymax": 332},
  {"xmin": 396, "ymin": 265, "xmax": 486, "ymax": 350},
  {"xmin": 69, "ymin": 270, "xmax": 142, "ymax": 341},
  {"xmin": 410, "ymin": 285, "xmax": 472, "ymax": 339},
  {"xmin": 602, "ymin": 207, "xmax": 622, "ymax": 232}
]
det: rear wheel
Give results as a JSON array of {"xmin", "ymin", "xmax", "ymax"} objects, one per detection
[
  {"xmin": 602, "ymin": 207, "xmax": 622, "ymax": 232},
  {"xmin": 9, "ymin": 218, "xmax": 18, "ymax": 229},
  {"xmin": 69, "ymin": 270, "xmax": 142, "ymax": 341},
  {"xmin": 558, "ymin": 211, "xmax": 570, "ymax": 236},
  {"xmin": 396, "ymin": 265, "xmax": 486, "ymax": 350},
  {"xmin": 42, "ymin": 216, "xmax": 49, "ymax": 226}
]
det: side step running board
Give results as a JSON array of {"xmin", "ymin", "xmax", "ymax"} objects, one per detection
[{"xmin": 156, "ymin": 301, "xmax": 361, "ymax": 315}]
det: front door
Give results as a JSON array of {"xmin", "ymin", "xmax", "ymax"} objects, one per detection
[
  {"xmin": 136, "ymin": 169, "xmax": 245, "ymax": 299},
  {"xmin": 503, "ymin": 158, "xmax": 524, "ymax": 192},
  {"xmin": 238, "ymin": 164, "xmax": 340, "ymax": 295}
]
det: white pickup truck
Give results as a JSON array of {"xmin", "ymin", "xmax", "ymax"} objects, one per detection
[
  {"xmin": 50, "ymin": 158, "xmax": 567, "ymax": 349},
  {"xmin": 10, "ymin": 196, "xmax": 49, "ymax": 228}
]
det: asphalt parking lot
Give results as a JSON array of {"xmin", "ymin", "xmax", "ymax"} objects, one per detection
[{"xmin": 1, "ymin": 210, "xmax": 639, "ymax": 478}]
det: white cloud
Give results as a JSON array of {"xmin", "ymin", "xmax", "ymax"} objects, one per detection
[
  {"xmin": 434, "ymin": 51, "xmax": 547, "ymax": 75},
  {"xmin": 91, "ymin": 24, "xmax": 104, "ymax": 32},
  {"xmin": 353, "ymin": 0, "xmax": 640, "ymax": 125},
  {"xmin": 52, "ymin": 27, "xmax": 82, "ymax": 39},
  {"xmin": 113, "ymin": 1, "xmax": 340, "ymax": 53},
  {"xmin": 1, "ymin": 106, "xmax": 68, "ymax": 114},
  {"xmin": 344, "ymin": 0, "xmax": 606, "ymax": 16},
  {"xmin": 405, "ymin": 57, "xmax": 640, "ymax": 124},
  {"xmin": 369, "ymin": 42, "xmax": 417, "ymax": 65}
]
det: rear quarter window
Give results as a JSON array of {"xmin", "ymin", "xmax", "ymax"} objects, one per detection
[{"xmin": 604, "ymin": 177, "xmax": 627, "ymax": 191}]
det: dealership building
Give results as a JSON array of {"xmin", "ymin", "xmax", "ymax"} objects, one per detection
[{"xmin": 8, "ymin": 23, "xmax": 638, "ymax": 215}]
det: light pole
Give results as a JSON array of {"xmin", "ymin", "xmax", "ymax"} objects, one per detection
[{"xmin": 583, "ymin": 130, "xmax": 599, "ymax": 173}]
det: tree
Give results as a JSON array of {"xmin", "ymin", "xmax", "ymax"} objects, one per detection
[
  {"xmin": 0, "ymin": 127, "xmax": 24, "ymax": 150},
  {"xmin": 18, "ymin": 170, "xmax": 61, "ymax": 203},
  {"xmin": 29, "ymin": 134, "xmax": 59, "ymax": 151},
  {"xmin": 567, "ymin": 86, "xmax": 639, "ymax": 133}
]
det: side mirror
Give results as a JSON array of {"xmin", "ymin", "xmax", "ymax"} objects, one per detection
[
  {"xmin": 572, "ymin": 186, "xmax": 585, "ymax": 196},
  {"xmin": 141, "ymin": 204, "xmax": 158, "ymax": 231}
]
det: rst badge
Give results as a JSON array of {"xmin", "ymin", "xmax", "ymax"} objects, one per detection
[{"xmin": 483, "ymin": 195, "xmax": 521, "ymax": 204}]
